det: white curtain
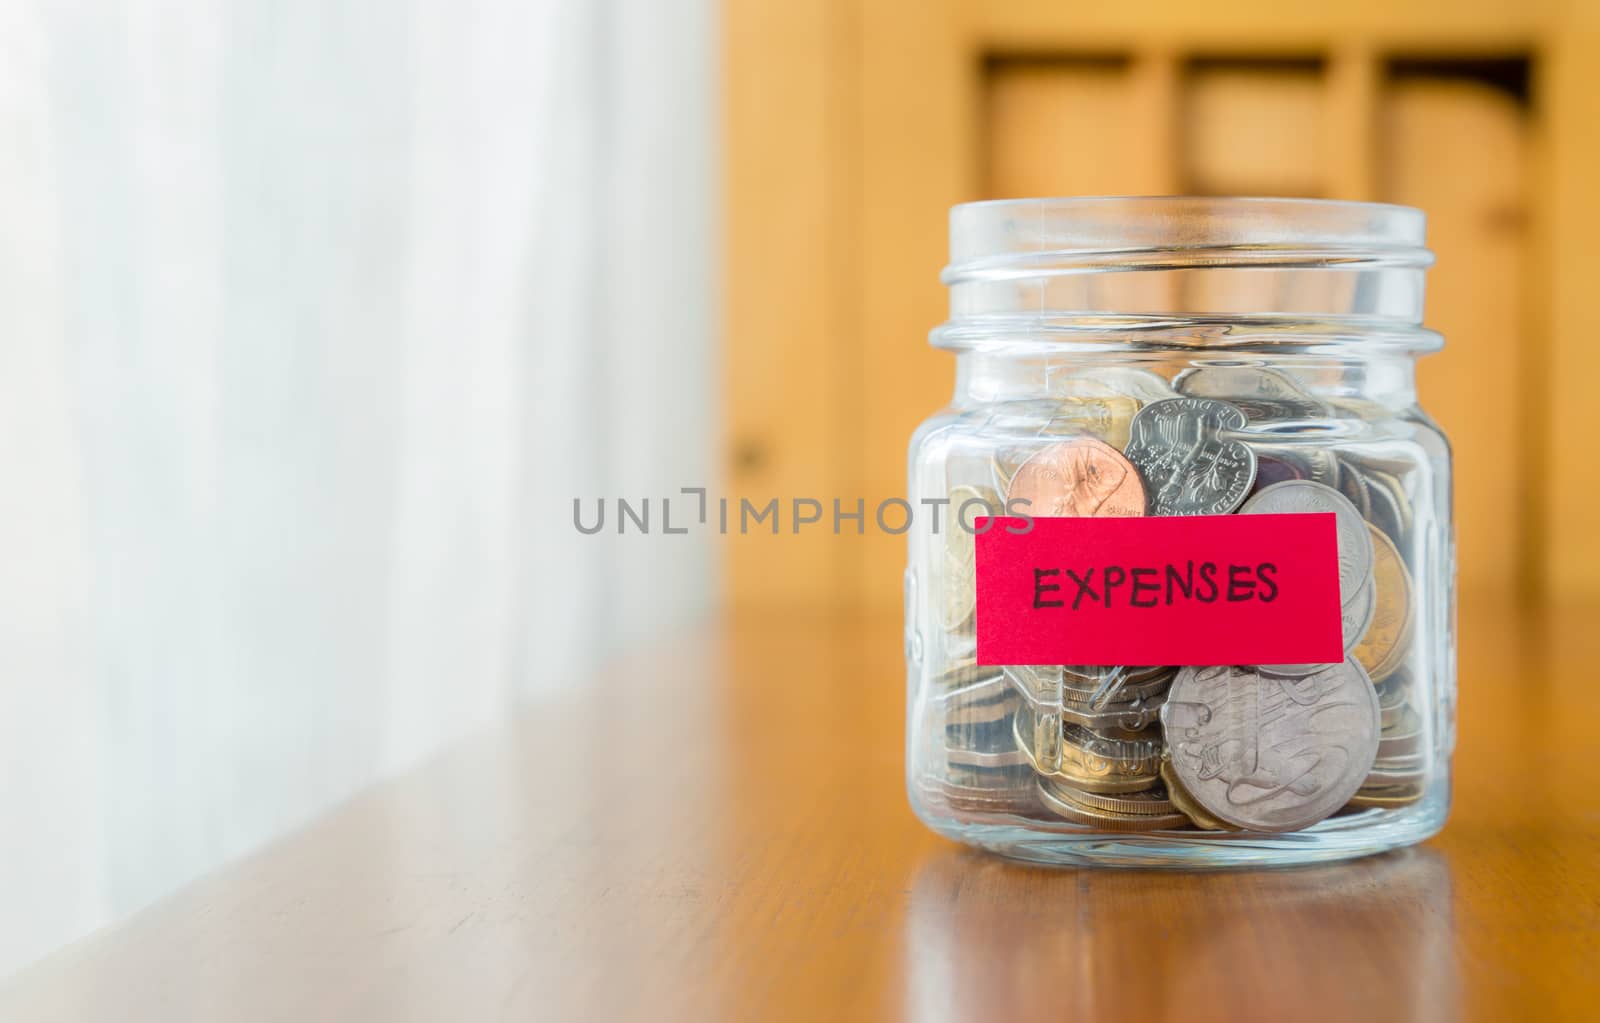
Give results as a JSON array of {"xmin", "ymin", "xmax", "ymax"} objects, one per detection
[{"xmin": 0, "ymin": 0, "xmax": 714, "ymax": 978}]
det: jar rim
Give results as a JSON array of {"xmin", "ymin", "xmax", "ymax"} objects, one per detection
[{"xmin": 947, "ymin": 196, "xmax": 1431, "ymax": 277}]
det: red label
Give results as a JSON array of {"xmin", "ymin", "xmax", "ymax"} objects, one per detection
[{"xmin": 974, "ymin": 513, "xmax": 1343, "ymax": 666}]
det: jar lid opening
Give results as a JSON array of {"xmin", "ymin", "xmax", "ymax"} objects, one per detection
[
  {"xmin": 948, "ymin": 196, "xmax": 1430, "ymax": 272},
  {"xmin": 940, "ymin": 197, "xmax": 1435, "ymax": 341}
]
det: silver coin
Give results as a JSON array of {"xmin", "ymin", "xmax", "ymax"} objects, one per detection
[
  {"xmin": 1004, "ymin": 665, "xmax": 1171, "ymax": 713},
  {"xmin": 1239, "ymin": 480, "xmax": 1374, "ymax": 607},
  {"xmin": 1123, "ymin": 398, "xmax": 1258, "ymax": 515},
  {"xmin": 1226, "ymin": 396, "xmax": 1333, "ymax": 425},
  {"xmin": 1176, "ymin": 365, "xmax": 1332, "ymax": 426},
  {"xmin": 1345, "ymin": 577, "xmax": 1376, "ymax": 641},
  {"xmin": 1351, "ymin": 462, "xmax": 1413, "ymax": 548},
  {"xmin": 1259, "ymin": 575, "xmax": 1374, "ymax": 678},
  {"xmin": 945, "ymin": 746, "xmax": 1031, "ymax": 769},
  {"xmin": 1174, "ymin": 364, "xmax": 1315, "ymax": 401},
  {"xmin": 1335, "ymin": 457, "xmax": 1374, "ymax": 522},
  {"xmin": 1062, "ymin": 666, "xmax": 1171, "ymax": 697},
  {"xmin": 1052, "ymin": 366, "xmax": 1179, "ymax": 404},
  {"xmin": 1160, "ymin": 660, "xmax": 1381, "ymax": 832},
  {"xmin": 1363, "ymin": 753, "xmax": 1427, "ymax": 786},
  {"xmin": 1002, "ymin": 664, "xmax": 1062, "ymax": 707}
]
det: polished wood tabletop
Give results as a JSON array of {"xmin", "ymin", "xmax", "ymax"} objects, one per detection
[{"xmin": 2, "ymin": 598, "xmax": 1597, "ymax": 1021}]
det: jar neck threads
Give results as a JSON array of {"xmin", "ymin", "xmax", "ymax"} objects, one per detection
[{"xmin": 937, "ymin": 198, "xmax": 1437, "ymax": 352}]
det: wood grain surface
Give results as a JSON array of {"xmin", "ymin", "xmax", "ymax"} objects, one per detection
[{"xmin": 1, "ymin": 597, "xmax": 1596, "ymax": 1021}]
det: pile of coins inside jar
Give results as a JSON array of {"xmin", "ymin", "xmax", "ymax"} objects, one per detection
[{"xmin": 923, "ymin": 363, "xmax": 1428, "ymax": 835}]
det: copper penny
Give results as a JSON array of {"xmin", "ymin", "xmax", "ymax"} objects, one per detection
[{"xmin": 1004, "ymin": 438, "xmax": 1146, "ymax": 518}]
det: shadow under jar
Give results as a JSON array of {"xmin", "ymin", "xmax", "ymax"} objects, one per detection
[{"xmin": 905, "ymin": 197, "xmax": 1454, "ymax": 867}]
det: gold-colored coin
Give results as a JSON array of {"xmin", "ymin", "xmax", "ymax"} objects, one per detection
[
  {"xmin": 1071, "ymin": 396, "xmax": 1139, "ymax": 450},
  {"xmin": 1159, "ymin": 758, "xmax": 1242, "ymax": 832},
  {"xmin": 1347, "ymin": 783, "xmax": 1424, "ymax": 809},
  {"xmin": 1050, "ymin": 366, "xmax": 1178, "ymax": 405},
  {"xmin": 1053, "ymin": 779, "xmax": 1176, "ymax": 816},
  {"xmin": 1057, "ymin": 724, "xmax": 1162, "ymax": 793},
  {"xmin": 1080, "ymin": 722, "xmax": 1162, "ymax": 743},
  {"xmin": 1012, "ymin": 712, "xmax": 1161, "ymax": 793},
  {"xmin": 1013, "ymin": 389, "xmax": 1143, "ymax": 450},
  {"xmin": 1352, "ymin": 523, "xmax": 1414, "ymax": 682},
  {"xmin": 1035, "ymin": 779, "xmax": 1190, "ymax": 831}
]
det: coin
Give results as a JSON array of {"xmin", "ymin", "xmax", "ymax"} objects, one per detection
[
  {"xmin": 1005, "ymin": 437, "xmax": 1147, "ymax": 518},
  {"xmin": 1070, "ymin": 397, "xmax": 1141, "ymax": 450},
  {"xmin": 932, "ymin": 659, "xmax": 999, "ymax": 693},
  {"xmin": 1177, "ymin": 366, "xmax": 1336, "ymax": 430},
  {"xmin": 946, "ymin": 747, "xmax": 1032, "ymax": 769},
  {"xmin": 1035, "ymin": 779, "xmax": 1191, "ymax": 831},
  {"xmin": 1061, "ymin": 669, "xmax": 1172, "ymax": 702},
  {"xmin": 1377, "ymin": 673, "xmax": 1410, "ymax": 729},
  {"xmin": 1159, "ymin": 758, "xmax": 1241, "ymax": 832},
  {"xmin": 985, "ymin": 399, "xmax": 1141, "ymax": 491},
  {"xmin": 1175, "ymin": 364, "xmax": 1315, "ymax": 402},
  {"xmin": 1336, "ymin": 458, "xmax": 1374, "ymax": 521},
  {"xmin": 1252, "ymin": 453, "xmax": 1307, "ymax": 490},
  {"xmin": 1061, "ymin": 662, "xmax": 1168, "ymax": 686},
  {"xmin": 1160, "ymin": 660, "xmax": 1381, "ymax": 832},
  {"xmin": 1230, "ymin": 397, "xmax": 1334, "ymax": 426},
  {"xmin": 1123, "ymin": 398, "xmax": 1258, "ymax": 515},
  {"xmin": 1352, "ymin": 524, "xmax": 1415, "ymax": 682},
  {"xmin": 1361, "ymin": 468, "xmax": 1415, "ymax": 544},
  {"xmin": 943, "ymin": 629, "xmax": 977, "ymax": 663},
  {"xmin": 1056, "ymin": 779, "xmax": 1177, "ymax": 816},
  {"xmin": 940, "ymin": 484, "xmax": 996, "ymax": 630},
  {"xmin": 1376, "ymin": 706, "xmax": 1424, "ymax": 758},
  {"xmin": 1052, "ymin": 366, "xmax": 1180, "ymax": 405},
  {"xmin": 1057, "ymin": 723, "xmax": 1163, "ymax": 793},
  {"xmin": 1012, "ymin": 712, "xmax": 1161, "ymax": 793},
  {"xmin": 1080, "ymin": 721, "xmax": 1163, "ymax": 743},
  {"xmin": 921, "ymin": 773, "xmax": 1039, "ymax": 814},
  {"xmin": 937, "ymin": 676, "xmax": 1013, "ymax": 723},
  {"xmin": 1243, "ymin": 479, "xmax": 1376, "ymax": 677},
  {"xmin": 1340, "ymin": 577, "xmax": 1377, "ymax": 654},
  {"xmin": 992, "ymin": 396, "xmax": 1142, "ymax": 451},
  {"xmin": 1346, "ymin": 783, "xmax": 1424, "ymax": 809},
  {"xmin": 1062, "ymin": 663, "xmax": 1172, "ymax": 709},
  {"xmin": 940, "ymin": 676, "xmax": 1018, "ymax": 745},
  {"xmin": 1058, "ymin": 694, "xmax": 1167, "ymax": 733},
  {"xmin": 1240, "ymin": 480, "xmax": 1374, "ymax": 609},
  {"xmin": 1007, "ymin": 664, "xmax": 1167, "ymax": 718},
  {"xmin": 1363, "ymin": 754, "xmax": 1427, "ymax": 786},
  {"xmin": 1003, "ymin": 664, "xmax": 1062, "ymax": 705}
]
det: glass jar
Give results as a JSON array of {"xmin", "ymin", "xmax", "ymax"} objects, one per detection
[{"xmin": 905, "ymin": 197, "xmax": 1453, "ymax": 867}]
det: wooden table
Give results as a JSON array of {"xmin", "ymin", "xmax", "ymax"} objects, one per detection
[{"xmin": 3, "ymin": 598, "xmax": 1597, "ymax": 1021}]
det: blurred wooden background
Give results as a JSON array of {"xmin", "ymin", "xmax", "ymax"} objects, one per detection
[{"xmin": 725, "ymin": 0, "xmax": 1600, "ymax": 611}]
